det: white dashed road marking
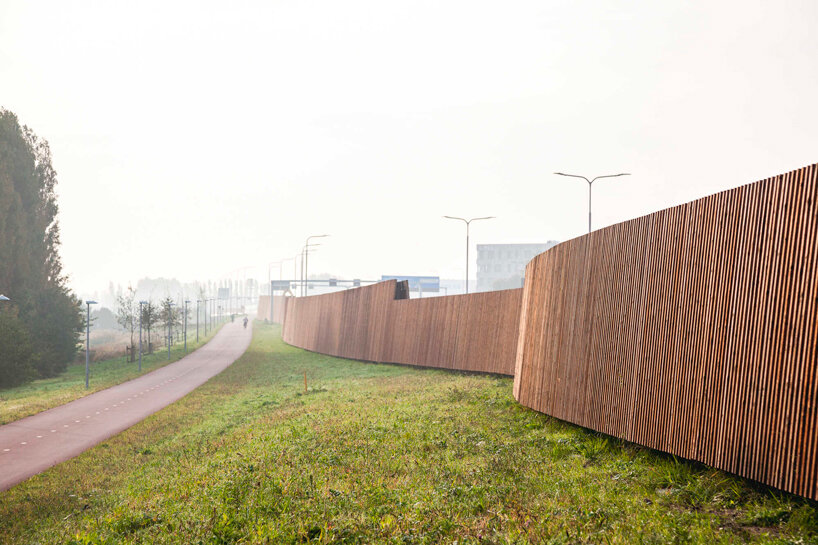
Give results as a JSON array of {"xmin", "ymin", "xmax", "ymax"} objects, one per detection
[{"xmin": 0, "ymin": 322, "xmax": 250, "ymax": 492}]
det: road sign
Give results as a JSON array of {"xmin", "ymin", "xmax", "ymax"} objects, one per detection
[{"xmin": 271, "ymin": 280, "xmax": 291, "ymax": 291}]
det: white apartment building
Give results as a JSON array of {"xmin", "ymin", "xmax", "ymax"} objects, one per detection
[{"xmin": 476, "ymin": 241, "xmax": 559, "ymax": 292}]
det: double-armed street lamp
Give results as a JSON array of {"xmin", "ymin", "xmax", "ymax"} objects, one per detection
[
  {"xmin": 443, "ymin": 216, "xmax": 495, "ymax": 295},
  {"xmin": 554, "ymin": 172, "xmax": 630, "ymax": 233},
  {"xmin": 138, "ymin": 300, "xmax": 147, "ymax": 372},
  {"xmin": 302, "ymin": 234, "xmax": 329, "ymax": 296},
  {"xmin": 85, "ymin": 300, "xmax": 98, "ymax": 388}
]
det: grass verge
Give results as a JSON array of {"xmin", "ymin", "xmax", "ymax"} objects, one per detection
[
  {"xmin": 0, "ymin": 321, "xmax": 226, "ymax": 425},
  {"xmin": 0, "ymin": 322, "xmax": 816, "ymax": 544}
]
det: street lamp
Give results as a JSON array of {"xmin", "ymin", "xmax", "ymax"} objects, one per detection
[
  {"xmin": 554, "ymin": 172, "xmax": 630, "ymax": 233},
  {"xmin": 290, "ymin": 253, "xmax": 300, "ymax": 288},
  {"xmin": 443, "ymin": 216, "xmax": 495, "ymax": 294},
  {"xmin": 267, "ymin": 261, "xmax": 283, "ymax": 297},
  {"xmin": 85, "ymin": 300, "xmax": 98, "ymax": 388},
  {"xmin": 303, "ymin": 234, "xmax": 329, "ymax": 296},
  {"xmin": 196, "ymin": 299, "xmax": 201, "ymax": 342},
  {"xmin": 300, "ymin": 244, "xmax": 321, "ymax": 296},
  {"xmin": 138, "ymin": 300, "xmax": 147, "ymax": 372},
  {"xmin": 166, "ymin": 301, "xmax": 175, "ymax": 359},
  {"xmin": 184, "ymin": 300, "xmax": 190, "ymax": 352}
]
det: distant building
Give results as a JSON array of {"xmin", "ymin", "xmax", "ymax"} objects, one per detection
[{"xmin": 476, "ymin": 242, "xmax": 559, "ymax": 292}]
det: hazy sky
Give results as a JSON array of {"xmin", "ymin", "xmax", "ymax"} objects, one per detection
[{"xmin": 2, "ymin": 1, "xmax": 817, "ymax": 294}]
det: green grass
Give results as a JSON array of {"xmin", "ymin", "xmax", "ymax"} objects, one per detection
[
  {"xmin": 0, "ymin": 322, "xmax": 226, "ymax": 425},
  {"xmin": 1, "ymin": 322, "xmax": 817, "ymax": 544}
]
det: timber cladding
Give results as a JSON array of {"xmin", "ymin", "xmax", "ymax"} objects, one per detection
[
  {"xmin": 514, "ymin": 163, "xmax": 818, "ymax": 500},
  {"xmin": 256, "ymin": 295, "xmax": 288, "ymax": 324},
  {"xmin": 282, "ymin": 281, "xmax": 522, "ymax": 375}
]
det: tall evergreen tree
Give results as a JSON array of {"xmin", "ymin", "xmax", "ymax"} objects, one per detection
[{"xmin": 0, "ymin": 109, "xmax": 83, "ymax": 384}]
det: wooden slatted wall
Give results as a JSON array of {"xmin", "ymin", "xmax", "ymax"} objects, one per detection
[
  {"xmin": 256, "ymin": 295, "xmax": 289, "ymax": 324},
  {"xmin": 514, "ymin": 163, "xmax": 818, "ymax": 500},
  {"xmin": 256, "ymin": 296, "xmax": 270, "ymax": 322},
  {"xmin": 282, "ymin": 281, "xmax": 522, "ymax": 375}
]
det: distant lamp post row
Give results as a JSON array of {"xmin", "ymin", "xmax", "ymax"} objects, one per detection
[
  {"xmin": 84, "ymin": 292, "xmax": 223, "ymax": 390},
  {"xmin": 443, "ymin": 216, "xmax": 495, "ymax": 295},
  {"xmin": 554, "ymin": 172, "xmax": 630, "ymax": 233}
]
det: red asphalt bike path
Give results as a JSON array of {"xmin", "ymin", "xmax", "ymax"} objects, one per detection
[{"xmin": 0, "ymin": 320, "xmax": 253, "ymax": 491}]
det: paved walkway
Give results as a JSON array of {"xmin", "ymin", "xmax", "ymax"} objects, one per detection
[{"xmin": 0, "ymin": 321, "xmax": 252, "ymax": 491}]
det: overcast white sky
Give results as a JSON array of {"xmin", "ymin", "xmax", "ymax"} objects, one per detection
[{"xmin": 2, "ymin": 1, "xmax": 817, "ymax": 294}]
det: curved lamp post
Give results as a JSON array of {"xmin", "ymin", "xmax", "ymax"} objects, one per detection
[
  {"xmin": 290, "ymin": 253, "xmax": 300, "ymax": 289},
  {"xmin": 554, "ymin": 172, "xmax": 630, "ymax": 233},
  {"xmin": 443, "ymin": 216, "xmax": 495, "ymax": 294},
  {"xmin": 85, "ymin": 300, "xmax": 98, "ymax": 388},
  {"xmin": 302, "ymin": 234, "xmax": 329, "ymax": 296},
  {"xmin": 300, "ymin": 244, "xmax": 322, "ymax": 296}
]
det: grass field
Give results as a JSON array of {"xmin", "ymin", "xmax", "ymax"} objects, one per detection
[
  {"xmin": 1, "ymin": 322, "xmax": 816, "ymax": 544},
  {"xmin": 0, "ymin": 322, "xmax": 225, "ymax": 425}
]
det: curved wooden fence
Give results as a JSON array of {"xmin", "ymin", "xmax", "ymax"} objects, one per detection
[
  {"xmin": 514, "ymin": 163, "xmax": 818, "ymax": 500},
  {"xmin": 282, "ymin": 281, "xmax": 521, "ymax": 375},
  {"xmin": 277, "ymin": 162, "xmax": 818, "ymax": 500}
]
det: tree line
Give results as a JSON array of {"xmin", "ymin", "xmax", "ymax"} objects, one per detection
[
  {"xmin": 114, "ymin": 288, "xmax": 205, "ymax": 359},
  {"xmin": 0, "ymin": 109, "xmax": 84, "ymax": 388}
]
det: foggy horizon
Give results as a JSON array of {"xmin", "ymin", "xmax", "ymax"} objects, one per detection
[{"xmin": 2, "ymin": 1, "xmax": 816, "ymax": 295}]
